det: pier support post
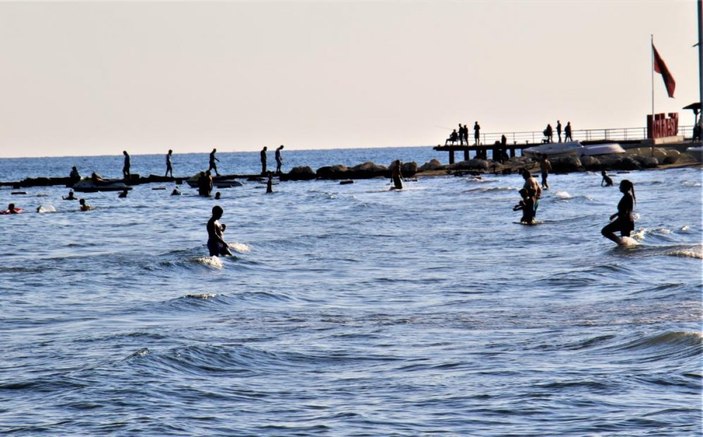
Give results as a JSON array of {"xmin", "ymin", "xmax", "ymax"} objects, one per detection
[
  {"xmin": 449, "ymin": 149, "xmax": 455, "ymax": 164},
  {"xmin": 463, "ymin": 149, "xmax": 469, "ymax": 161}
]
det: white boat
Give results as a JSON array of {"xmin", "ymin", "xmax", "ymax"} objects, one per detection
[
  {"xmin": 580, "ymin": 143, "xmax": 626, "ymax": 156},
  {"xmin": 685, "ymin": 146, "xmax": 703, "ymax": 162},
  {"xmin": 524, "ymin": 141, "xmax": 584, "ymax": 158}
]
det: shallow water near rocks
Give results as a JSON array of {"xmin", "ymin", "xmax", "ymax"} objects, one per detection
[{"xmin": 1, "ymin": 149, "xmax": 701, "ymax": 435}]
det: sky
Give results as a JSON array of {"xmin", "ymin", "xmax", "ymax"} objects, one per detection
[{"xmin": 0, "ymin": 0, "xmax": 699, "ymax": 158}]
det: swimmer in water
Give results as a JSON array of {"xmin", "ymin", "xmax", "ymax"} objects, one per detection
[
  {"xmin": 79, "ymin": 199, "xmax": 93, "ymax": 211},
  {"xmin": 601, "ymin": 170, "xmax": 613, "ymax": 187},
  {"xmin": 63, "ymin": 190, "xmax": 77, "ymax": 200},
  {"xmin": 601, "ymin": 179, "xmax": 636, "ymax": 245},
  {"xmin": 207, "ymin": 205, "xmax": 233, "ymax": 257}
]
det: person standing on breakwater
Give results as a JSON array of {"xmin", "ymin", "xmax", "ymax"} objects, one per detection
[
  {"xmin": 69, "ymin": 166, "xmax": 81, "ymax": 184},
  {"xmin": 473, "ymin": 121, "xmax": 481, "ymax": 145},
  {"xmin": 521, "ymin": 170, "xmax": 542, "ymax": 220},
  {"xmin": 458, "ymin": 124, "xmax": 465, "ymax": 146},
  {"xmin": 540, "ymin": 154, "xmax": 552, "ymax": 190},
  {"xmin": 390, "ymin": 160, "xmax": 403, "ymax": 190},
  {"xmin": 207, "ymin": 205, "xmax": 232, "ymax": 257},
  {"xmin": 122, "ymin": 151, "xmax": 131, "ymax": 180},
  {"xmin": 601, "ymin": 170, "xmax": 613, "ymax": 187},
  {"xmin": 556, "ymin": 120, "xmax": 562, "ymax": 143},
  {"xmin": 165, "ymin": 149, "xmax": 173, "ymax": 178},
  {"xmin": 601, "ymin": 180, "xmax": 636, "ymax": 245},
  {"xmin": 209, "ymin": 148, "xmax": 220, "ymax": 176},
  {"xmin": 275, "ymin": 145, "xmax": 284, "ymax": 175},
  {"xmin": 260, "ymin": 146, "xmax": 268, "ymax": 175},
  {"xmin": 564, "ymin": 121, "xmax": 573, "ymax": 141}
]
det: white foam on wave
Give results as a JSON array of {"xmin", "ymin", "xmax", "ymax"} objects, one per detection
[
  {"xmin": 666, "ymin": 245, "xmax": 703, "ymax": 259},
  {"xmin": 229, "ymin": 242, "xmax": 251, "ymax": 253},
  {"xmin": 619, "ymin": 236, "xmax": 639, "ymax": 247},
  {"xmin": 195, "ymin": 256, "xmax": 224, "ymax": 269},
  {"xmin": 554, "ymin": 191, "xmax": 572, "ymax": 199},
  {"xmin": 37, "ymin": 205, "xmax": 56, "ymax": 213}
]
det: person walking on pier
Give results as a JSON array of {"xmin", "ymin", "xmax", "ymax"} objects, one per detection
[
  {"xmin": 564, "ymin": 121, "xmax": 573, "ymax": 141},
  {"xmin": 543, "ymin": 124, "xmax": 553, "ymax": 143},
  {"xmin": 275, "ymin": 145, "xmax": 284, "ymax": 175},
  {"xmin": 165, "ymin": 149, "xmax": 173, "ymax": 178},
  {"xmin": 556, "ymin": 120, "xmax": 563, "ymax": 143},
  {"xmin": 473, "ymin": 122, "xmax": 481, "ymax": 145},
  {"xmin": 260, "ymin": 146, "xmax": 268, "ymax": 175},
  {"xmin": 458, "ymin": 124, "xmax": 466, "ymax": 146},
  {"xmin": 122, "ymin": 151, "xmax": 131, "ymax": 180},
  {"xmin": 209, "ymin": 148, "xmax": 220, "ymax": 176}
]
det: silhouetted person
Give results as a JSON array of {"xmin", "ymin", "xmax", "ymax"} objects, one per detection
[
  {"xmin": 209, "ymin": 148, "xmax": 220, "ymax": 176},
  {"xmin": 601, "ymin": 179, "xmax": 636, "ymax": 245},
  {"xmin": 63, "ymin": 190, "xmax": 77, "ymax": 200},
  {"xmin": 473, "ymin": 121, "xmax": 481, "ymax": 145},
  {"xmin": 458, "ymin": 124, "xmax": 465, "ymax": 146},
  {"xmin": 540, "ymin": 155, "xmax": 552, "ymax": 190},
  {"xmin": 197, "ymin": 171, "xmax": 212, "ymax": 197},
  {"xmin": 543, "ymin": 124, "xmax": 553, "ymax": 143},
  {"xmin": 207, "ymin": 205, "xmax": 232, "ymax": 256},
  {"xmin": 564, "ymin": 121, "xmax": 573, "ymax": 141},
  {"xmin": 260, "ymin": 146, "xmax": 268, "ymax": 175},
  {"xmin": 391, "ymin": 160, "xmax": 403, "ymax": 190},
  {"xmin": 521, "ymin": 170, "xmax": 542, "ymax": 220},
  {"xmin": 601, "ymin": 170, "xmax": 613, "ymax": 187},
  {"xmin": 214, "ymin": 191, "xmax": 221, "ymax": 200},
  {"xmin": 556, "ymin": 120, "xmax": 562, "ymax": 143},
  {"xmin": 513, "ymin": 188, "xmax": 536, "ymax": 224},
  {"xmin": 91, "ymin": 172, "xmax": 106, "ymax": 185},
  {"xmin": 275, "ymin": 145, "xmax": 284, "ymax": 175},
  {"xmin": 69, "ymin": 166, "xmax": 81, "ymax": 184},
  {"xmin": 122, "ymin": 150, "xmax": 131, "ymax": 180},
  {"xmin": 118, "ymin": 188, "xmax": 128, "ymax": 198},
  {"xmin": 446, "ymin": 129, "xmax": 459, "ymax": 145},
  {"xmin": 5, "ymin": 203, "xmax": 20, "ymax": 214},
  {"xmin": 266, "ymin": 172, "xmax": 273, "ymax": 193},
  {"xmin": 165, "ymin": 149, "xmax": 173, "ymax": 178},
  {"xmin": 79, "ymin": 198, "xmax": 93, "ymax": 211}
]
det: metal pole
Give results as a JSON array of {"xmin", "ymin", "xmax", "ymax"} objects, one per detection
[
  {"xmin": 651, "ymin": 34, "xmax": 655, "ymax": 156},
  {"xmin": 698, "ymin": 0, "xmax": 703, "ymax": 136}
]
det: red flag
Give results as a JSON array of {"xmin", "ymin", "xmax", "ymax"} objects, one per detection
[{"xmin": 652, "ymin": 44, "xmax": 676, "ymax": 98}]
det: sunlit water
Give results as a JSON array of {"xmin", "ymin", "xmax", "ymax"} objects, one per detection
[{"xmin": 1, "ymin": 149, "xmax": 701, "ymax": 435}]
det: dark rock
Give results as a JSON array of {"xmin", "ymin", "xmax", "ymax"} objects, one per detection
[
  {"xmin": 316, "ymin": 164, "xmax": 349, "ymax": 180},
  {"xmin": 580, "ymin": 156, "xmax": 602, "ymax": 171},
  {"xmin": 419, "ymin": 159, "xmax": 443, "ymax": 172},
  {"xmin": 451, "ymin": 159, "xmax": 490, "ymax": 171},
  {"xmin": 611, "ymin": 156, "xmax": 642, "ymax": 171},
  {"xmin": 349, "ymin": 161, "xmax": 386, "ymax": 179},
  {"xmin": 550, "ymin": 156, "xmax": 582, "ymax": 173},
  {"xmin": 284, "ymin": 166, "xmax": 316, "ymax": 180},
  {"xmin": 401, "ymin": 161, "xmax": 418, "ymax": 176}
]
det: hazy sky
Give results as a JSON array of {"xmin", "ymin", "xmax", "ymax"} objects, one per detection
[{"xmin": 0, "ymin": 0, "xmax": 699, "ymax": 158}]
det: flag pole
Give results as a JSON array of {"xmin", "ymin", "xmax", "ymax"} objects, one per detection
[{"xmin": 651, "ymin": 34, "xmax": 655, "ymax": 156}]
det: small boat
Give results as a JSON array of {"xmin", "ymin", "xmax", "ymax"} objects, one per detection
[
  {"xmin": 580, "ymin": 143, "xmax": 626, "ymax": 156},
  {"xmin": 524, "ymin": 141, "xmax": 584, "ymax": 158},
  {"xmin": 685, "ymin": 146, "xmax": 703, "ymax": 162},
  {"xmin": 73, "ymin": 178, "xmax": 131, "ymax": 193}
]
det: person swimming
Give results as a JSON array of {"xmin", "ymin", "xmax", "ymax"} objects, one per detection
[
  {"xmin": 207, "ymin": 205, "xmax": 233, "ymax": 257},
  {"xmin": 601, "ymin": 170, "xmax": 613, "ymax": 187},
  {"xmin": 63, "ymin": 190, "xmax": 77, "ymax": 200},
  {"xmin": 601, "ymin": 179, "xmax": 636, "ymax": 245},
  {"xmin": 79, "ymin": 199, "xmax": 93, "ymax": 211}
]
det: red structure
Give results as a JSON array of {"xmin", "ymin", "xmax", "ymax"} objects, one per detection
[{"xmin": 647, "ymin": 112, "xmax": 679, "ymax": 139}]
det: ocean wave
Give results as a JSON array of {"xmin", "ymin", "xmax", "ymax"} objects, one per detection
[{"xmin": 609, "ymin": 331, "xmax": 702, "ymax": 362}]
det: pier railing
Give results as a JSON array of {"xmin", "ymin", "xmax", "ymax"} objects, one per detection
[{"xmin": 474, "ymin": 125, "xmax": 695, "ymax": 146}]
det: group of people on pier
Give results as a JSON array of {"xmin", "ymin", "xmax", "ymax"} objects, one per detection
[
  {"xmin": 542, "ymin": 120, "xmax": 573, "ymax": 143},
  {"xmin": 445, "ymin": 122, "xmax": 481, "ymax": 146}
]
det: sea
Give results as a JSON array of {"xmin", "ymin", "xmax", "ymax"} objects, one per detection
[{"xmin": 1, "ymin": 147, "xmax": 701, "ymax": 435}]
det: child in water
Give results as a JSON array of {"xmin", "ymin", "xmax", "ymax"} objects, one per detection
[
  {"xmin": 79, "ymin": 199, "xmax": 93, "ymax": 211},
  {"xmin": 601, "ymin": 170, "xmax": 613, "ymax": 187},
  {"xmin": 513, "ymin": 188, "xmax": 536, "ymax": 224},
  {"xmin": 207, "ymin": 205, "xmax": 233, "ymax": 257},
  {"xmin": 601, "ymin": 179, "xmax": 636, "ymax": 245}
]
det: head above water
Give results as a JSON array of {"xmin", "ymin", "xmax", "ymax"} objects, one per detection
[
  {"xmin": 212, "ymin": 205, "xmax": 223, "ymax": 219},
  {"xmin": 619, "ymin": 179, "xmax": 636, "ymax": 202},
  {"xmin": 522, "ymin": 170, "xmax": 532, "ymax": 180}
]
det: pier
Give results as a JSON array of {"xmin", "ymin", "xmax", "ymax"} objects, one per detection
[{"xmin": 435, "ymin": 124, "xmax": 698, "ymax": 163}]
